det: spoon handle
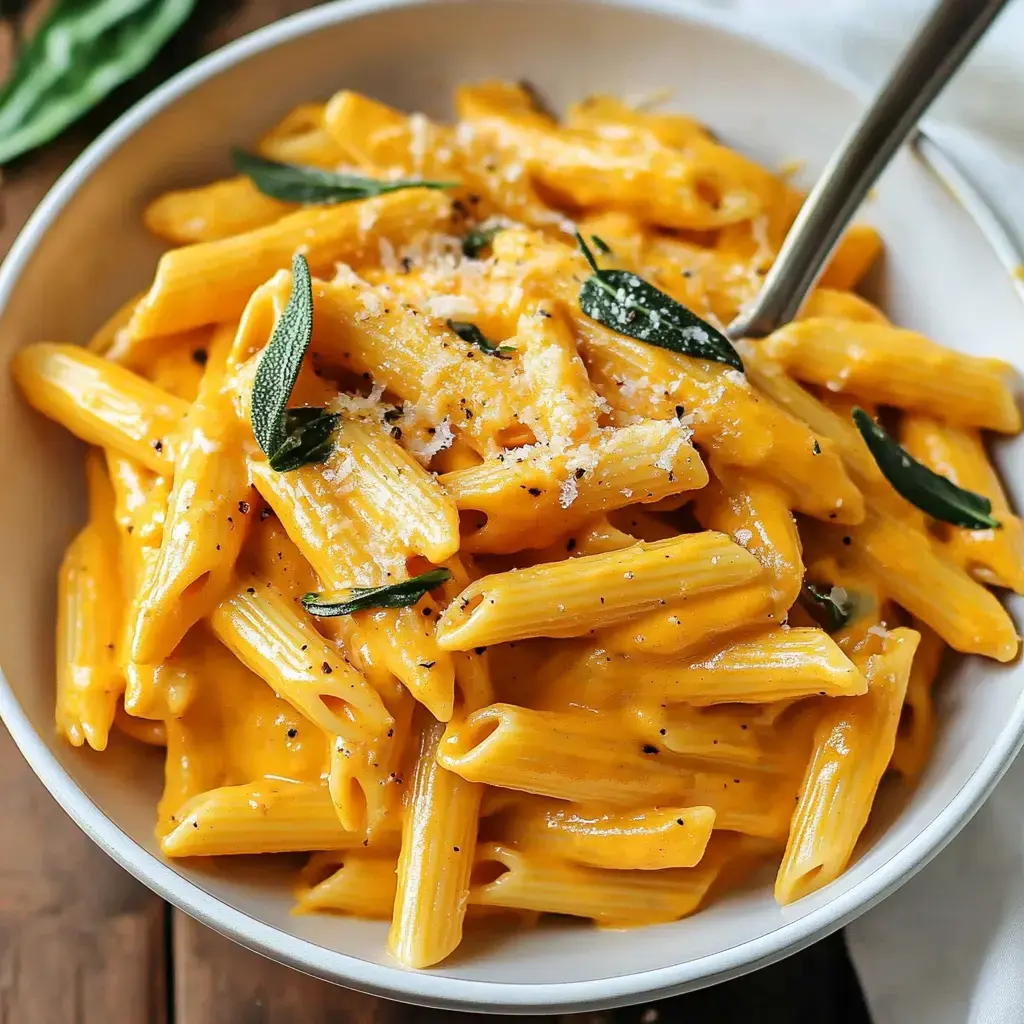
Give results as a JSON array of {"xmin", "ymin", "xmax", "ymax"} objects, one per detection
[{"xmin": 728, "ymin": 0, "xmax": 1011, "ymax": 340}]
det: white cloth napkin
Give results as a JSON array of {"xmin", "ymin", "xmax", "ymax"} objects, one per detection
[{"xmin": 677, "ymin": 2, "xmax": 1024, "ymax": 1020}]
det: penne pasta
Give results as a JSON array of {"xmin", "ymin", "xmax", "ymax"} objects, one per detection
[
  {"xmin": 776, "ymin": 628, "xmax": 920, "ymax": 903},
  {"xmin": 129, "ymin": 189, "xmax": 453, "ymax": 338},
  {"xmin": 131, "ymin": 330, "xmax": 255, "ymax": 664},
  {"xmin": 441, "ymin": 420, "xmax": 709, "ymax": 554},
  {"xmin": 55, "ymin": 451, "xmax": 124, "ymax": 751},
  {"xmin": 440, "ymin": 703, "xmax": 715, "ymax": 807},
  {"xmin": 578, "ymin": 628, "xmax": 866, "ymax": 706},
  {"xmin": 437, "ymin": 532, "xmax": 764, "ymax": 649},
  {"xmin": 13, "ymin": 343, "xmax": 186, "ymax": 473},
  {"xmin": 760, "ymin": 319, "xmax": 1020, "ymax": 433},
  {"xmin": 469, "ymin": 842, "xmax": 721, "ymax": 926},
  {"xmin": 294, "ymin": 851, "xmax": 400, "ymax": 918},
  {"xmin": 161, "ymin": 780, "xmax": 366, "ymax": 857},
  {"xmin": 499, "ymin": 799, "xmax": 717, "ymax": 870},
  {"xmin": 389, "ymin": 715, "xmax": 483, "ymax": 968},
  {"xmin": 210, "ymin": 576, "xmax": 392, "ymax": 741}
]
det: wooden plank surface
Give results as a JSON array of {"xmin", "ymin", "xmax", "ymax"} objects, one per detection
[{"xmin": 0, "ymin": 3, "xmax": 873, "ymax": 1021}]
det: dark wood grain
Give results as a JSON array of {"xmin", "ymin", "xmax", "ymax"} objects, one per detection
[
  {"xmin": 0, "ymin": 19, "xmax": 169, "ymax": 1020},
  {"xmin": 0, "ymin": 727, "xmax": 169, "ymax": 1024}
]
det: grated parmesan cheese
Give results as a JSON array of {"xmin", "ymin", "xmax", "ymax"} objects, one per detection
[
  {"xmin": 328, "ymin": 384, "xmax": 387, "ymax": 419},
  {"xmin": 406, "ymin": 416, "xmax": 455, "ymax": 464},
  {"xmin": 424, "ymin": 295, "xmax": 479, "ymax": 320},
  {"xmin": 558, "ymin": 476, "xmax": 579, "ymax": 509}
]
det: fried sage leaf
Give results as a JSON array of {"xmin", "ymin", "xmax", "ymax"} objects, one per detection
[
  {"xmin": 575, "ymin": 233, "xmax": 742, "ymax": 371},
  {"xmin": 233, "ymin": 148, "xmax": 458, "ymax": 204},
  {"xmin": 250, "ymin": 253, "xmax": 339, "ymax": 472},
  {"xmin": 301, "ymin": 568, "xmax": 453, "ymax": 617},
  {"xmin": 852, "ymin": 407, "xmax": 1000, "ymax": 529}
]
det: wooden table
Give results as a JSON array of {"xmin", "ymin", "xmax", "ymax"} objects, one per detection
[{"xmin": 0, "ymin": 3, "xmax": 873, "ymax": 1020}]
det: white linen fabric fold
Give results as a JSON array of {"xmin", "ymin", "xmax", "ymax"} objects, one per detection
[{"xmin": 680, "ymin": 2, "xmax": 1024, "ymax": 1021}]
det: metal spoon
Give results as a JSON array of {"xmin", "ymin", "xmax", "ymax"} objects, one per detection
[{"xmin": 727, "ymin": 0, "xmax": 1012, "ymax": 341}]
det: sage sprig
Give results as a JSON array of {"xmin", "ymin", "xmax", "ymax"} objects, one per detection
[
  {"xmin": 575, "ymin": 233, "xmax": 742, "ymax": 371},
  {"xmin": 301, "ymin": 568, "xmax": 453, "ymax": 617},
  {"xmin": 232, "ymin": 148, "xmax": 458, "ymax": 205},
  {"xmin": 800, "ymin": 581, "xmax": 854, "ymax": 633},
  {"xmin": 251, "ymin": 253, "xmax": 339, "ymax": 472},
  {"xmin": 447, "ymin": 319, "xmax": 516, "ymax": 359},
  {"xmin": 852, "ymin": 407, "xmax": 1000, "ymax": 530}
]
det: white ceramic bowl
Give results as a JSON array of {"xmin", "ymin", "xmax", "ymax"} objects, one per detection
[{"xmin": 2, "ymin": 0, "xmax": 1023, "ymax": 1012}]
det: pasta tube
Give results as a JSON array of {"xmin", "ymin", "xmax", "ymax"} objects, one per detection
[
  {"xmin": 161, "ymin": 781, "xmax": 368, "ymax": 857},
  {"xmin": 129, "ymin": 189, "xmax": 453, "ymax": 338},
  {"xmin": 890, "ymin": 622, "xmax": 946, "ymax": 779},
  {"xmin": 437, "ymin": 532, "xmax": 764, "ymax": 649},
  {"xmin": 55, "ymin": 451, "xmax": 123, "ymax": 751},
  {"xmin": 295, "ymin": 851, "xmax": 399, "ymax": 918},
  {"xmin": 389, "ymin": 716, "xmax": 483, "ymax": 968},
  {"xmin": 776, "ymin": 628, "xmax": 920, "ymax": 903},
  {"xmin": 12, "ymin": 343, "xmax": 186, "ymax": 472},
  {"xmin": 759, "ymin": 319, "xmax": 1020, "ymax": 433},
  {"xmin": 329, "ymin": 681, "xmax": 414, "ymax": 834},
  {"xmin": 457, "ymin": 82, "xmax": 760, "ymax": 230},
  {"xmin": 501, "ymin": 799, "xmax": 717, "ymax": 870},
  {"xmin": 581, "ymin": 628, "xmax": 866, "ymax": 705},
  {"xmin": 131, "ymin": 331, "xmax": 255, "ymax": 664},
  {"xmin": 468, "ymin": 842, "xmax": 720, "ymax": 926},
  {"xmin": 308, "ymin": 273, "xmax": 519, "ymax": 454},
  {"xmin": 210, "ymin": 577, "xmax": 392, "ymax": 741},
  {"xmin": 571, "ymin": 317, "xmax": 864, "ymax": 524},
  {"xmin": 845, "ymin": 509, "xmax": 1018, "ymax": 662},
  {"xmin": 441, "ymin": 420, "xmax": 708, "ymax": 554},
  {"xmin": 439, "ymin": 704, "xmax": 710, "ymax": 807},
  {"xmin": 597, "ymin": 581, "xmax": 776, "ymax": 657},
  {"xmin": 695, "ymin": 470, "xmax": 803, "ymax": 612},
  {"xmin": 250, "ymin": 458, "xmax": 455, "ymax": 719}
]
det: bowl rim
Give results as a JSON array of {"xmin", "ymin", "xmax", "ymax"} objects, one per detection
[{"xmin": 2, "ymin": 0, "xmax": 1024, "ymax": 1011}]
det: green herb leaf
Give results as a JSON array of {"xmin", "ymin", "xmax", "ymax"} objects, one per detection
[
  {"xmin": 268, "ymin": 408, "xmax": 341, "ymax": 472},
  {"xmin": 591, "ymin": 234, "xmax": 613, "ymax": 255},
  {"xmin": 233, "ymin": 148, "xmax": 458, "ymax": 204},
  {"xmin": 301, "ymin": 568, "xmax": 453, "ymax": 617},
  {"xmin": 461, "ymin": 225, "xmax": 500, "ymax": 258},
  {"xmin": 800, "ymin": 581, "xmax": 854, "ymax": 633},
  {"xmin": 852, "ymin": 407, "xmax": 1000, "ymax": 529},
  {"xmin": 447, "ymin": 319, "xmax": 516, "ymax": 358},
  {"xmin": 0, "ymin": 0, "xmax": 197, "ymax": 166},
  {"xmin": 575, "ymin": 234, "xmax": 742, "ymax": 371},
  {"xmin": 250, "ymin": 253, "xmax": 339, "ymax": 471}
]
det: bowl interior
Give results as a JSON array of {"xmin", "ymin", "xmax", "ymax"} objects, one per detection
[{"xmin": 1, "ymin": 0, "xmax": 1022, "ymax": 1007}]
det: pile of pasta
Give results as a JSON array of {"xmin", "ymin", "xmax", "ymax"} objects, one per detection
[{"xmin": 13, "ymin": 82, "xmax": 1023, "ymax": 969}]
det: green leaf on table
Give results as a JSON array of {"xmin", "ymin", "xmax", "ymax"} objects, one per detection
[
  {"xmin": 301, "ymin": 568, "xmax": 453, "ymax": 617},
  {"xmin": 852, "ymin": 407, "xmax": 1000, "ymax": 529},
  {"xmin": 575, "ymin": 233, "xmax": 742, "ymax": 371},
  {"xmin": 0, "ymin": 0, "xmax": 197, "ymax": 166},
  {"xmin": 232, "ymin": 148, "xmax": 458, "ymax": 204}
]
